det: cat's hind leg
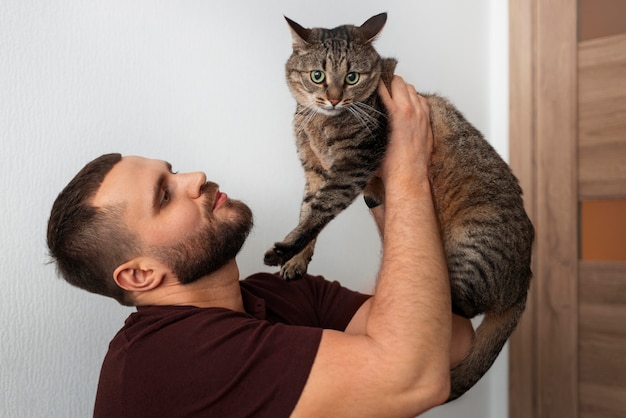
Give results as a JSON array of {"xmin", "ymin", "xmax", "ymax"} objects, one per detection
[{"xmin": 363, "ymin": 176, "xmax": 384, "ymax": 208}]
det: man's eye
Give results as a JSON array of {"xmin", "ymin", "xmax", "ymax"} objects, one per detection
[{"xmin": 160, "ymin": 187, "xmax": 171, "ymax": 206}]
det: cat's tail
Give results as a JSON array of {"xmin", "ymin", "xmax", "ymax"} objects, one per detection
[{"xmin": 447, "ymin": 298, "xmax": 526, "ymax": 402}]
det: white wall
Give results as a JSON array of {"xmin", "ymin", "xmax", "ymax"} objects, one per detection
[{"xmin": 0, "ymin": 1, "xmax": 509, "ymax": 416}]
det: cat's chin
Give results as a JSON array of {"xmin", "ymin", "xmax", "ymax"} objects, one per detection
[{"xmin": 316, "ymin": 107, "xmax": 344, "ymax": 117}]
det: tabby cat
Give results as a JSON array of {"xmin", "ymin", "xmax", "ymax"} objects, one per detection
[{"xmin": 263, "ymin": 13, "xmax": 534, "ymax": 401}]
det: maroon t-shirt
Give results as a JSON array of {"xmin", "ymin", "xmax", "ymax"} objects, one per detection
[{"xmin": 94, "ymin": 273, "xmax": 369, "ymax": 417}]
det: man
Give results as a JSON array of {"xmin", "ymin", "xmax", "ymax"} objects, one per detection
[{"xmin": 47, "ymin": 77, "xmax": 473, "ymax": 417}]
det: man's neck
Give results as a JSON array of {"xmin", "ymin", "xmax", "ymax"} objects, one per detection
[{"xmin": 134, "ymin": 259, "xmax": 244, "ymax": 312}]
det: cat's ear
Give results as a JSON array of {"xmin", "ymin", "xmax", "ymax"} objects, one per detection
[
  {"xmin": 285, "ymin": 16, "xmax": 312, "ymax": 48},
  {"xmin": 359, "ymin": 12, "xmax": 388, "ymax": 43}
]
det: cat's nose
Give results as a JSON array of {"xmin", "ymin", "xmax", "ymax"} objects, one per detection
[{"xmin": 329, "ymin": 99, "xmax": 340, "ymax": 107}]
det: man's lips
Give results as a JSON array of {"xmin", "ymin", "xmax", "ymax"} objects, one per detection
[
  {"xmin": 200, "ymin": 181, "xmax": 223, "ymax": 211},
  {"xmin": 213, "ymin": 190, "xmax": 227, "ymax": 210}
]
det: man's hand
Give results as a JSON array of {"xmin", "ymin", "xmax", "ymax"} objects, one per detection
[
  {"xmin": 377, "ymin": 76, "xmax": 433, "ymax": 186},
  {"xmin": 370, "ymin": 76, "xmax": 434, "ymax": 237}
]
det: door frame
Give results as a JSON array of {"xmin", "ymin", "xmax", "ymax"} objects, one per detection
[{"xmin": 508, "ymin": 1, "xmax": 579, "ymax": 417}]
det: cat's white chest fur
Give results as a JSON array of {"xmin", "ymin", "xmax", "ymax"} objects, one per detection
[{"xmin": 308, "ymin": 140, "xmax": 332, "ymax": 171}]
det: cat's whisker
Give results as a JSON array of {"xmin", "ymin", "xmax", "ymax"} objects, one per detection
[
  {"xmin": 352, "ymin": 107, "xmax": 385, "ymax": 130},
  {"xmin": 303, "ymin": 107, "xmax": 320, "ymax": 128},
  {"xmin": 348, "ymin": 105, "xmax": 381, "ymax": 130},
  {"xmin": 346, "ymin": 107, "xmax": 376, "ymax": 138},
  {"xmin": 352, "ymin": 103, "xmax": 381, "ymax": 125},
  {"xmin": 354, "ymin": 101, "xmax": 387, "ymax": 119},
  {"xmin": 295, "ymin": 105, "xmax": 320, "ymax": 134}
]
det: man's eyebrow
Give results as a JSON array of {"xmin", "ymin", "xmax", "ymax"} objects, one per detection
[{"xmin": 151, "ymin": 161, "xmax": 173, "ymax": 214}]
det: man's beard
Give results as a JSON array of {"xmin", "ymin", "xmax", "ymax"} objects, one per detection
[{"xmin": 151, "ymin": 195, "xmax": 253, "ymax": 285}]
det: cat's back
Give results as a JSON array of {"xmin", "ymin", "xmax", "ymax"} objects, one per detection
[
  {"xmin": 425, "ymin": 93, "xmax": 521, "ymax": 203},
  {"xmin": 424, "ymin": 94, "xmax": 533, "ymax": 306},
  {"xmin": 425, "ymin": 94, "xmax": 533, "ymax": 256}
]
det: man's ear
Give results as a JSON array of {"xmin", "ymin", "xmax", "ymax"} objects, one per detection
[{"xmin": 113, "ymin": 257, "xmax": 168, "ymax": 292}]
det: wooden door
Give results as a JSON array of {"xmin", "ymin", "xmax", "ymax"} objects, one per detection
[{"xmin": 508, "ymin": 0, "xmax": 626, "ymax": 417}]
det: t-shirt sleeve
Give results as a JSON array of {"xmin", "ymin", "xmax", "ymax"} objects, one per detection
[
  {"xmin": 297, "ymin": 273, "xmax": 371, "ymax": 330},
  {"xmin": 242, "ymin": 272, "xmax": 371, "ymax": 330}
]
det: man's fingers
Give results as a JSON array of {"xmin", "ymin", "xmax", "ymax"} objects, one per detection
[
  {"xmin": 379, "ymin": 76, "xmax": 430, "ymax": 128},
  {"xmin": 378, "ymin": 75, "xmax": 412, "ymax": 107},
  {"xmin": 378, "ymin": 79, "xmax": 392, "ymax": 107}
]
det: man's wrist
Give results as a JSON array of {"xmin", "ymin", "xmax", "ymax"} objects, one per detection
[{"xmin": 383, "ymin": 175, "xmax": 432, "ymax": 206}]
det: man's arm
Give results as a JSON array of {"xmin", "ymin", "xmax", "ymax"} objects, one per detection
[
  {"xmin": 346, "ymin": 299, "xmax": 474, "ymax": 369},
  {"xmin": 291, "ymin": 77, "xmax": 451, "ymax": 418},
  {"xmin": 358, "ymin": 188, "xmax": 475, "ymax": 369}
]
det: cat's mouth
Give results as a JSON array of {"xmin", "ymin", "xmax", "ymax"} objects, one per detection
[{"xmin": 317, "ymin": 106, "xmax": 344, "ymax": 117}]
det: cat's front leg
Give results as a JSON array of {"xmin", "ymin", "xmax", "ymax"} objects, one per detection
[
  {"xmin": 264, "ymin": 160, "xmax": 325, "ymax": 275},
  {"xmin": 264, "ymin": 179, "xmax": 358, "ymax": 268},
  {"xmin": 263, "ymin": 220, "xmax": 322, "ymax": 268},
  {"xmin": 278, "ymin": 238, "xmax": 316, "ymax": 281}
]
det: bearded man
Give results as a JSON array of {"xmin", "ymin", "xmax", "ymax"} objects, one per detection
[{"xmin": 47, "ymin": 77, "xmax": 473, "ymax": 418}]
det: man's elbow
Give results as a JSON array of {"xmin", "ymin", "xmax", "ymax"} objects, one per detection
[
  {"xmin": 428, "ymin": 372, "xmax": 451, "ymax": 406},
  {"xmin": 392, "ymin": 365, "xmax": 451, "ymax": 415},
  {"xmin": 412, "ymin": 366, "xmax": 451, "ymax": 412}
]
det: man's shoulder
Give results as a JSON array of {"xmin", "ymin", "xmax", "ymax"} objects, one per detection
[
  {"xmin": 240, "ymin": 271, "xmax": 369, "ymax": 331},
  {"xmin": 241, "ymin": 271, "xmax": 327, "ymax": 293},
  {"xmin": 117, "ymin": 304, "xmax": 255, "ymax": 347},
  {"xmin": 97, "ymin": 283, "xmax": 322, "ymax": 418}
]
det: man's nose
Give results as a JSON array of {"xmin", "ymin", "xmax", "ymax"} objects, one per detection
[{"xmin": 180, "ymin": 171, "xmax": 207, "ymax": 198}]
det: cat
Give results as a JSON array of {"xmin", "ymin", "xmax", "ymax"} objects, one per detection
[{"xmin": 263, "ymin": 13, "xmax": 534, "ymax": 401}]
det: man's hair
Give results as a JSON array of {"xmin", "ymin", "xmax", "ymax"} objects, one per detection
[{"xmin": 47, "ymin": 153, "xmax": 140, "ymax": 305}]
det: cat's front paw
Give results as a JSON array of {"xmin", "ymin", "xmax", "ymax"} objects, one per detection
[
  {"xmin": 263, "ymin": 246, "xmax": 282, "ymax": 266},
  {"xmin": 263, "ymin": 242, "xmax": 297, "ymax": 267},
  {"xmin": 279, "ymin": 254, "xmax": 310, "ymax": 281}
]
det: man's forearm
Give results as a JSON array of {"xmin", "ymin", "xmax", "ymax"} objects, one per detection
[
  {"xmin": 367, "ymin": 173, "xmax": 451, "ymax": 380},
  {"xmin": 367, "ymin": 198, "xmax": 473, "ymax": 370}
]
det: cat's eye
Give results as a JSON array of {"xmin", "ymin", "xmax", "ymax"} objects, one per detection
[
  {"xmin": 310, "ymin": 70, "xmax": 325, "ymax": 84},
  {"xmin": 345, "ymin": 72, "xmax": 360, "ymax": 85}
]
